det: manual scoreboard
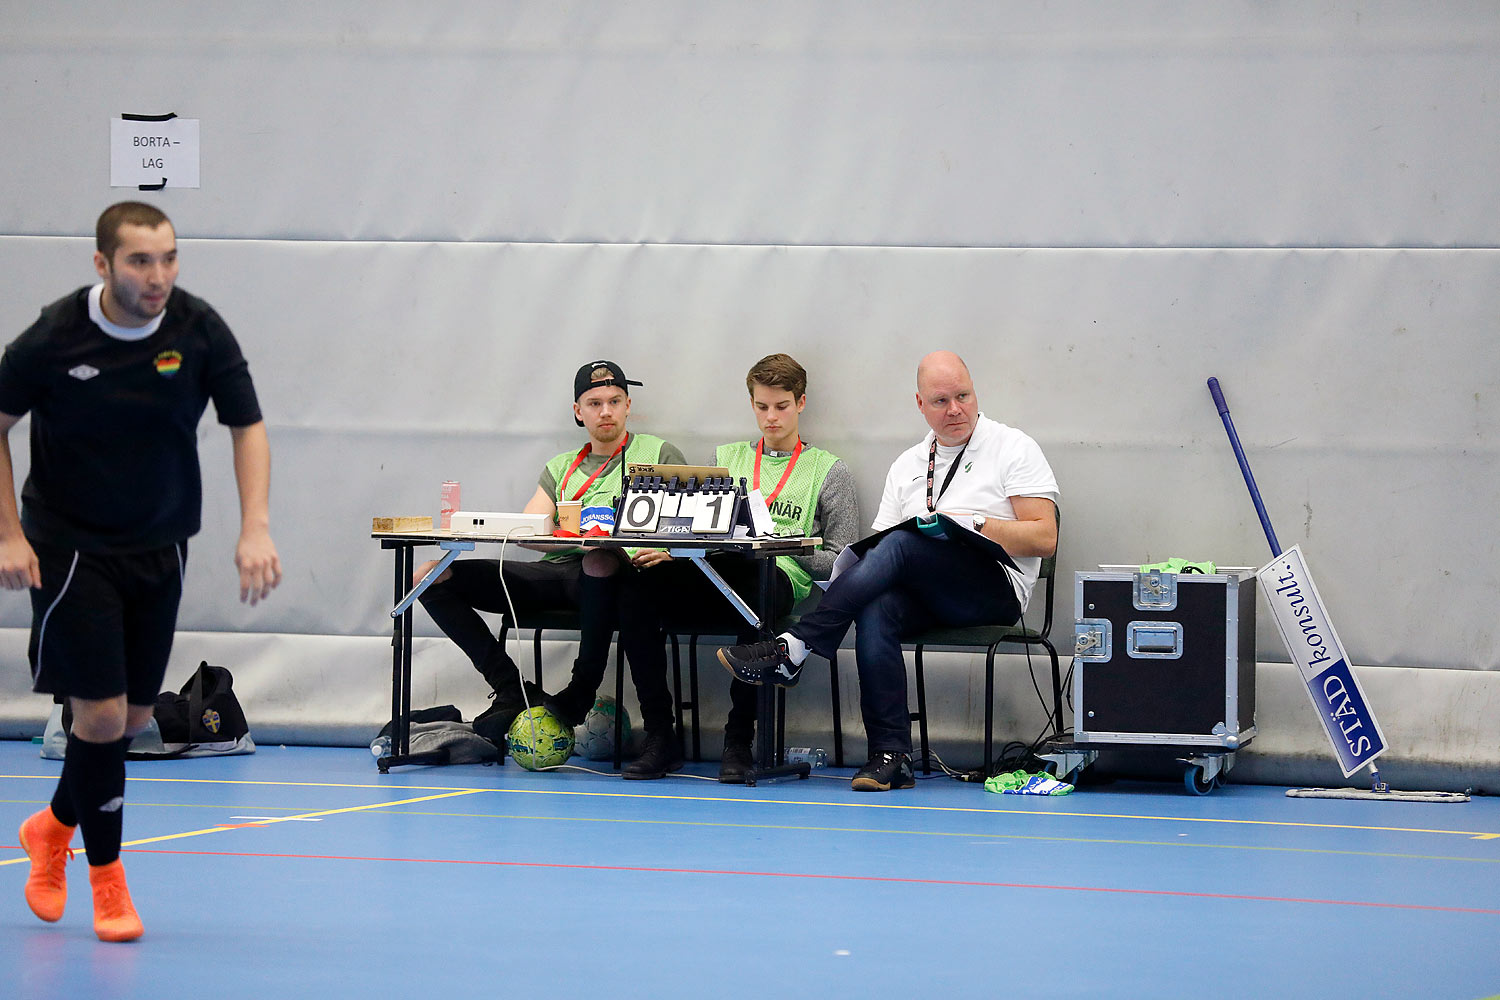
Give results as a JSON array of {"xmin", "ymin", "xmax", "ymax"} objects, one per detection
[{"xmin": 614, "ymin": 464, "xmax": 753, "ymax": 538}]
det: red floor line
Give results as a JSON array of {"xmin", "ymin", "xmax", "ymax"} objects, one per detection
[{"xmin": 116, "ymin": 847, "xmax": 1500, "ymax": 916}]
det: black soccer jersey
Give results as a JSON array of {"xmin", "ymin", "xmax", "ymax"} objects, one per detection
[{"xmin": 0, "ymin": 286, "xmax": 262, "ymax": 553}]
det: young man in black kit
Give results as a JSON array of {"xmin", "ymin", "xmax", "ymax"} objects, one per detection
[{"xmin": 0, "ymin": 202, "xmax": 282, "ymax": 941}]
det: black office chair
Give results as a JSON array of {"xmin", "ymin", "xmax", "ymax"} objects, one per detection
[
  {"xmin": 495, "ymin": 609, "xmax": 603, "ymax": 690},
  {"xmin": 907, "ymin": 508, "xmax": 1064, "ymax": 775}
]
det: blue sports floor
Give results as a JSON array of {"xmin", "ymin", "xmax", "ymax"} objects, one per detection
[{"xmin": 2, "ymin": 740, "xmax": 1498, "ymax": 1000}]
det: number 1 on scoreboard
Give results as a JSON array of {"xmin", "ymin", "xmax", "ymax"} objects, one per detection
[{"xmin": 690, "ymin": 492, "xmax": 735, "ymax": 534}]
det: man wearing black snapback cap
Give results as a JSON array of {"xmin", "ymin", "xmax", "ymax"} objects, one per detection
[
  {"xmin": 570, "ymin": 360, "xmax": 639, "ymax": 425},
  {"xmin": 415, "ymin": 360, "xmax": 686, "ymax": 754}
]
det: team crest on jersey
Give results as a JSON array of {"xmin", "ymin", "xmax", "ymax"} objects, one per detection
[
  {"xmin": 154, "ymin": 350, "xmax": 183, "ymax": 378},
  {"xmin": 68, "ymin": 364, "xmax": 100, "ymax": 381}
]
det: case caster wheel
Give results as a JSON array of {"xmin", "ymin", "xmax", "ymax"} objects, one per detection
[{"xmin": 1185, "ymin": 764, "xmax": 1215, "ymax": 796}]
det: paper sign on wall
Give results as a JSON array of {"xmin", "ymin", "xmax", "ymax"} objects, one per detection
[{"xmin": 111, "ymin": 114, "xmax": 200, "ymax": 189}]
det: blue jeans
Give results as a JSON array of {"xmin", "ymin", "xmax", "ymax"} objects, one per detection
[{"xmin": 790, "ymin": 530, "xmax": 1021, "ymax": 756}]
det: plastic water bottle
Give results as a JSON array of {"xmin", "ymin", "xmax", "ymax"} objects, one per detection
[
  {"xmin": 371, "ymin": 735, "xmax": 391, "ymax": 758},
  {"xmin": 784, "ymin": 747, "xmax": 827, "ymax": 768}
]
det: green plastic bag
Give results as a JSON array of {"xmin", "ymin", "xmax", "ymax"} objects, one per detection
[
  {"xmin": 1138, "ymin": 557, "xmax": 1216, "ymax": 575},
  {"xmin": 984, "ymin": 770, "xmax": 1074, "ymax": 795}
]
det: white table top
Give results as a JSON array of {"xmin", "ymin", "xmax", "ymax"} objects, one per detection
[{"xmin": 372, "ymin": 528, "xmax": 821, "ymax": 553}]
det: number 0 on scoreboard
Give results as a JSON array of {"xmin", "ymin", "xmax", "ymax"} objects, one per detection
[{"xmin": 619, "ymin": 492, "xmax": 664, "ymax": 533}]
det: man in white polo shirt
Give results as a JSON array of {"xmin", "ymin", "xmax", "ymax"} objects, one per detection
[{"xmin": 717, "ymin": 350, "xmax": 1059, "ymax": 792}]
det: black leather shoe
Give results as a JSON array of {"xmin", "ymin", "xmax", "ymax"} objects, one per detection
[
  {"xmin": 472, "ymin": 696, "xmax": 524, "ymax": 748},
  {"xmin": 718, "ymin": 741, "xmax": 754, "ymax": 784},
  {"xmin": 851, "ymin": 751, "xmax": 916, "ymax": 792},
  {"xmin": 471, "ymin": 680, "xmax": 548, "ymax": 748},
  {"xmin": 542, "ymin": 685, "xmax": 592, "ymax": 728},
  {"xmin": 622, "ymin": 728, "xmax": 684, "ymax": 780}
]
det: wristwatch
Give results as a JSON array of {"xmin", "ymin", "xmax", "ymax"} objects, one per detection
[{"xmin": 972, "ymin": 515, "xmax": 987, "ymax": 533}]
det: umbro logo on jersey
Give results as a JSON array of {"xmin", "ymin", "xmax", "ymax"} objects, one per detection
[{"xmin": 68, "ymin": 365, "xmax": 100, "ymax": 381}]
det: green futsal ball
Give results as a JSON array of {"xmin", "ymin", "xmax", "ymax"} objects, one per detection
[
  {"xmin": 506, "ymin": 706, "xmax": 574, "ymax": 770},
  {"xmin": 574, "ymin": 695, "xmax": 633, "ymax": 761}
]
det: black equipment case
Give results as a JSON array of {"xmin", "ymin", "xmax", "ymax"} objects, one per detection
[
  {"xmin": 1074, "ymin": 567, "xmax": 1256, "ymax": 748},
  {"xmin": 1041, "ymin": 567, "xmax": 1256, "ymax": 794}
]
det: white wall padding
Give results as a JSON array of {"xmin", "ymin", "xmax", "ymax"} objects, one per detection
[{"xmin": 1, "ymin": 238, "xmax": 1492, "ymax": 674}]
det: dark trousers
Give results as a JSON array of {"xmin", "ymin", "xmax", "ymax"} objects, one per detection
[
  {"xmin": 618, "ymin": 554, "xmax": 793, "ymax": 737},
  {"xmin": 417, "ymin": 558, "xmax": 618, "ymax": 709},
  {"xmin": 790, "ymin": 531, "xmax": 1021, "ymax": 755}
]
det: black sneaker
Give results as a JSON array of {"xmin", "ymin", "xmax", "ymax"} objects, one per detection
[
  {"xmin": 622, "ymin": 728, "xmax": 684, "ymax": 780},
  {"xmin": 716, "ymin": 639, "xmax": 802, "ymax": 687},
  {"xmin": 851, "ymin": 751, "xmax": 916, "ymax": 792},
  {"xmin": 718, "ymin": 741, "xmax": 754, "ymax": 784}
]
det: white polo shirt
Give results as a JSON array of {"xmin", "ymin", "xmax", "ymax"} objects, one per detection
[{"xmin": 874, "ymin": 414, "xmax": 1059, "ymax": 609}]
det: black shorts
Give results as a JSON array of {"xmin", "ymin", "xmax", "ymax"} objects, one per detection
[{"xmin": 27, "ymin": 540, "xmax": 187, "ymax": 705}]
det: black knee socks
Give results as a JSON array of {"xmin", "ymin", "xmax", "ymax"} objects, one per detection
[
  {"xmin": 56, "ymin": 733, "xmax": 129, "ymax": 866},
  {"xmin": 49, "ymin": 763, "xmax": 78, "ymax": 828}
]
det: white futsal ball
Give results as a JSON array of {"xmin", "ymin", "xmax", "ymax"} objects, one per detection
[{"xmin": 573, "ymin": 696, "xmax": 633, "ymax": 761}]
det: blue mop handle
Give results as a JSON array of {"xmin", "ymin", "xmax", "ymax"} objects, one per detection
[{"xmin": 1207, "ymin": 377, "xmax": 1282, "ymax": 558}]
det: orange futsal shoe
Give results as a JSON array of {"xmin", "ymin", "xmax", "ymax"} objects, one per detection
[
  {"xmin": 18, "ymin": 808, "xmax": 76, "ymax": 922},
  {"xmin": 88, "ymin": 860, "xmax": 144, "ymax": 942}
]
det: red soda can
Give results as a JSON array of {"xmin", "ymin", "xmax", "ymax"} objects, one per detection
[{"xmin": 440, "ymin": 480, "xmax": 461, "ymax": 529}]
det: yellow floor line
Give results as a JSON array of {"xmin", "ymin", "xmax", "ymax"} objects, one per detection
[
  {"xmin": 350, "ymin": 808, "xmax": 1500, "ymax": 865},
  {"xmin": 120, "ymin": 788, "xmax": 485, "ymax": 847},
  {"xmin": 6, "ymin": 794, "xmax": 1495, "ymax": 864},
  {"xmin": 0, "ymin": 789, "xmax": 484, "ymax": 864},
  {"xmin": 3, "ymin": 772, "xmax": 1495, "ymax": 841}
]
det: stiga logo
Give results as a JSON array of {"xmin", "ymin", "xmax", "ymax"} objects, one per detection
[{"xmin": 153, "ymin": 350, "xmax": 183, "ymax": 377}]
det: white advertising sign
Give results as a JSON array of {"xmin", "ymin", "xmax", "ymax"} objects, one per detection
[{"xmin": 1257, "ymin": 544, "xmax": 1387, "ymax": 777}]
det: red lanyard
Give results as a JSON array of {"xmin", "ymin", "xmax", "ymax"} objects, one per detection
[
  {"xmin": 753, "ymin": 437, "xmax": 804, "ymax": 505},
  {"xmin": 560, "ymin": 432, "xmax": 629, "ymax": 502}
]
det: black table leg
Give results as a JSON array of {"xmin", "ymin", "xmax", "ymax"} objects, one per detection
[{"xmin": 378, "ymin": 541, "xmax": 449, "ymax": 771}]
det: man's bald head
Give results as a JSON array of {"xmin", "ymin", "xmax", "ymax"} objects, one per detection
[
  {"xmin": 915, "ymin": 351, "xmax": 979, "ymax": 446},
  {"xmin": 916, "ymin": 351, "xmax": 970, "ymax": 393}
]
